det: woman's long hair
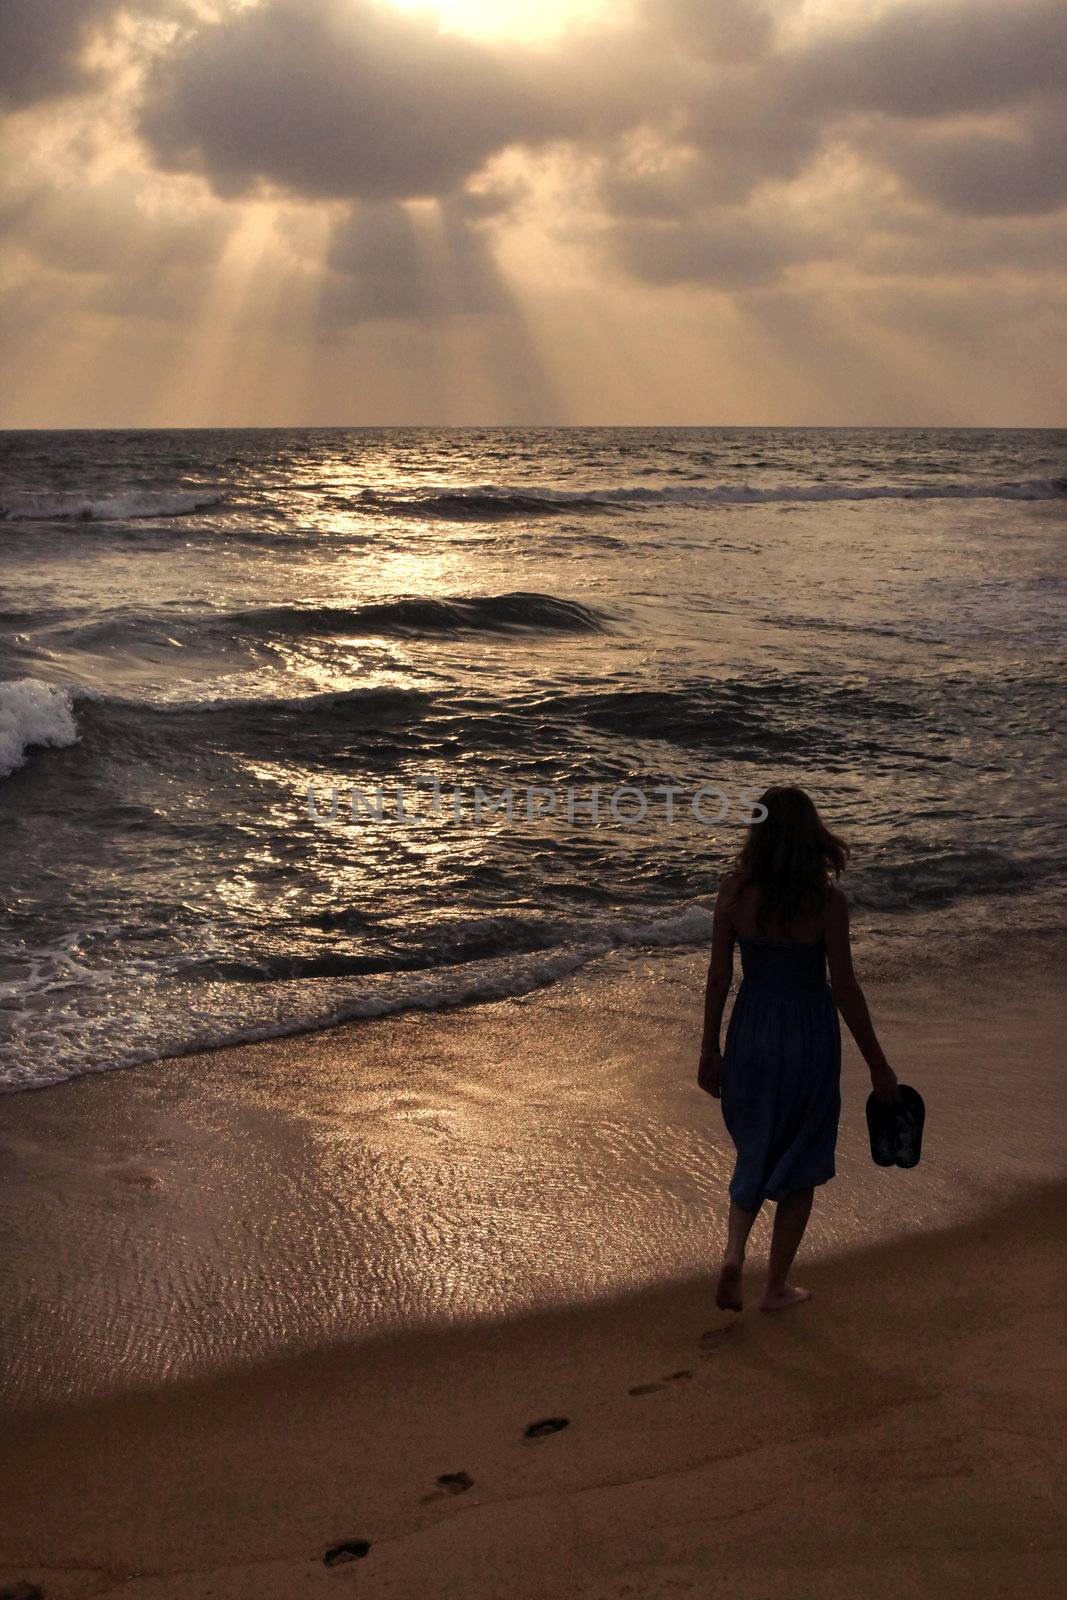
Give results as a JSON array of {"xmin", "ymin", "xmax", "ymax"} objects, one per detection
[{"xmin": 733, "ymin": 787, "xmax": 849, "ymax": 934}]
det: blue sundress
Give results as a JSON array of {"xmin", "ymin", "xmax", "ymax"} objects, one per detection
[{"xmin": 720, "ymin": 935, "xmax": 841, "ymax": 1210}]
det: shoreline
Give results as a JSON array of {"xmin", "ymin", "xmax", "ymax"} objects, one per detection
[
  {"xmin": 5, "ymin": 912, "xmax": 1064, "ymax": 1100},
  {"xmin": 1, "ymin": 1180, "xmax": 1063, "ymax": 1598}
]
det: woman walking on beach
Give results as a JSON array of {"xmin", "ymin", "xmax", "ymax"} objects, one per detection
[{"xmin": 698, "ymin": 786, "xmax": 900, "ymax": 1312}]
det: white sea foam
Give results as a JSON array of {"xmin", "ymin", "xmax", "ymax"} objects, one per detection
[
  {"xmin": 0, "ymin": 679, "xmax": 79, "ymax": 779},
  {"xmin": 1, "ymin": 490, "xmax": 223, "ymax": 522},
  {"xmin": 0, "ymin": 905, "xmax": 719, "ymax": 1091}
]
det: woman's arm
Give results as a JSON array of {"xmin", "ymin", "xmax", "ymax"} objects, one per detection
[
  {"xmin": 825, "ymin": 888, "xmax": 900, "ymax": 1103},
  {"xmin": 697, "ymin": 877, "xmax": 737, "ymax": 1097}
]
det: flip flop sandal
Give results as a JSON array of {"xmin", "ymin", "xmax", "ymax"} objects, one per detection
[
  {"xmin": 866, "ymin": 1092, "xmax": 897, "ymax": 1166},
  {"xmin": 893, "ymin": 1084, "xmax": 925, "ymax": 1168},
  {"xmin": 866, "ymin": 1083, "xmax": 925, "ymax": 1169}
]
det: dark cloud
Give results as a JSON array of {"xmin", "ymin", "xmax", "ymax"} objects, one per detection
[
  {"xmin": 787, "ymin": 0, "xmax": 1067, "ymax": 122},
  {"xmin": 0, "ymin": 0, "xmax": 181, "ymax": 110},
  {"xmin": 648, "ymin": 0, "xmax": 1067, "ymax": 216},
  {"xmin": 0, "ymin": 173, "xmax": 229, "ymax": 274},
  {"xmin": 129, "ymin": 0, "xmax": 1067, "ymax": 238},
  {"xmin": 140, "ymin": 0, "xmax": 578, "ymax": 202},
  {"xmin": 677, "ymin": 66, "xmax": 822, "ymax": 203},
  {"xmin": 590, "ymin": 0, "xmax": 1067, "ymax": 287},
  {"xmin": 852, "ymin": 200, "xmax": 1067, "ymax": 279},
  {"xmin": 862, "ymin": 96, "xmax": 1067, "ymax": 217},
  {"xmin": 0, "ymin": 0, "xmax": 123, "ymax": 108}
]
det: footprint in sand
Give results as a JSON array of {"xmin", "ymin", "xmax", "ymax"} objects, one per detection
[
  {"xmin": 628, "ymin": 1370, "xmax": 693, "ymax": 1396},
  {"xmin": 699, "ymin": 1324, "xmax": 736, "ymax": 1357},
  {"xmin": 420, "ymin": 1470, "xmax": 475, "ymax": 1504},
  {"xmin": 437, "ymin": 1470, "xmax": 474, "ymax": 1494},
  {"xmin": 323, "ymin": 1539, "xmax": 371, "ymax": 1566},
  {"xmin": 525, "ymin": 1416, "xmax": 569, "ymax": 1439}
]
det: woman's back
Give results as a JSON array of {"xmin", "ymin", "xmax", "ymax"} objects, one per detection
[
  {"xmin": 723, "ymin": 875, "xmax": 832, "ymax": 948},
  {"xmin": 736, "ymin": 934, "xmax": 828, "ymax": 995},
  {"xmin": 726, "ymin": 877, "xmax": 833, "ymax": 995}
]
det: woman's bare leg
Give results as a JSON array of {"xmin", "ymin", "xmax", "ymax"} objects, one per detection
[
  {"xmin": 761, "ymin": 1187, "xmax": 814, "ymax": 1312},
  {"xmin": 715, "ymin": 1199, "xmax": 759, "ymax": 1310}
]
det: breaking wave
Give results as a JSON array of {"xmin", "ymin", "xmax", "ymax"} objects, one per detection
[
  {"xmin": 1, "ymin": 490, "xmax": 224, "ymax": 522},
  {"xmin": 0, "ymin": 679, "xmax": 79, "ymax": 779}
]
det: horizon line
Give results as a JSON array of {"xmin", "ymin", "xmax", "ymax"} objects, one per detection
[{"xmin": 2, "ymin": 422, "xmax": 1065, "ymax": 434}]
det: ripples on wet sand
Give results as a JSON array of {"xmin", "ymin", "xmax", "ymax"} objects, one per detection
[{"xmin": 1, "ymin": 944, "xmax": 1061, "ymax": 1409}]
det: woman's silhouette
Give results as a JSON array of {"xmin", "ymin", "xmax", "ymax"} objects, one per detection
[{"xmin": 698, "ymin": 787, "xmax": 900, "ymax": 1312}]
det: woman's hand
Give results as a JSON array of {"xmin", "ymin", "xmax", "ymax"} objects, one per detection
[
  {"xmin": 870, "ymin": 1063, "xmax": 901, "ymax": 1105},
  {"xmin": 697, "ymin": 1045, "xmax": 722, "ymax": 1098}
]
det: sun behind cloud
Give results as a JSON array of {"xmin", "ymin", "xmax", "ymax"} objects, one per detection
[{"xmin": 382, "ymin": 0, "xmax": 619, "ymax": 44}]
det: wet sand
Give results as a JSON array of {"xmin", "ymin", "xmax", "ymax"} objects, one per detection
[
  {"xmin": 0, "ymin": 950, "xmax": 1064, "ymax": 1595},
  {"xmin": 1, "ymin": 946, "xmax": 1062, "ymax": 1407}
]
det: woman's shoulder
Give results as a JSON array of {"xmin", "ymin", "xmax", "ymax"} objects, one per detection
[
  {"xmin": 717, "ymin": 870, "xmax": 744, "ymax": 904},
  {"xmin": 825, "ymin": 884, "xmax": 849, "ymax": 921}
]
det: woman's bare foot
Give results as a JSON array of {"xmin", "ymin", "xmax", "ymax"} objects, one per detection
[
  {"xmin": 760, "ymin": 1284, "xmax": 811, "ymax": 1313},
  {"xmin": 715, "ymin": 1259, "xmax": 743, "ymax": 1312}
]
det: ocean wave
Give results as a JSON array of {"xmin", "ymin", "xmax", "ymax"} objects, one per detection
[
  {"xmin": 7, "ymin": 475, "xmax": 1061, "ymax": 532},
  {"xmin": 55, "ymin": 592, "xmax": 612, "ymax": 651},
  {"xmin": 76, "ymin": 683, "xmax": 432, "ymax": 734},
  {"xmin": 39, "ymin": 659, "xmax": 1053, "ymax": 779},
  {"xmin": 524, "ymin": 676, "xmax": 917, "ymax": 749},
  {"xmin": 0, "ymin": 490, "xmax": 224, "ymax": 522},
  {"xmin": 351, "ymin": 477, "xmax": 1067, "ymax": 517},
  {"xmin": 54, "ymin": 669, "xmax": 919, "ymax": 772},
  {"xmin": 0, "ymin": 946, "xmax": 597, "ymax": 1092},
  {"xmin": 7, "ymin": 869, "xmax": 1064, "ymax": 1092},
  {"xmin": 163, "ymin": 684, "xmax": 432, "ymax": 720},
  {"xmin": 850, "ymin": 848, "xmax": 1060, "ymax": 910},
  {"xmin": 203, "ymin": 903, "xmax": 719, "ymax": 984},
  {"xmin": 352, "ymin": 487, "xmax": 612, "ymax": 519},
  {"xmin": 0, "ymin": 904, "xmax": 717, "ymax": 1091},
  {"xmin": 231, "ymin": 591, "xmax": 611, "ymax": 638},
  {"xmin": 0, "ymin": 678, "xmax": 79, "ymax": 779}
]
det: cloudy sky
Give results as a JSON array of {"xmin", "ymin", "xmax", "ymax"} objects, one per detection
[{"xmin": 2, "ymin": 0, "xmax": 1065, "ymax": 426}]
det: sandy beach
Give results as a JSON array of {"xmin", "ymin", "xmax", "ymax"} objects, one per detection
[
  {"xmin": 1, "ymin": 947, "xmax": 1064, "ymax": 1598},
  {"xmin": 0, "ymin": 1184, "xmax": 1063, "ymax": 1599}
]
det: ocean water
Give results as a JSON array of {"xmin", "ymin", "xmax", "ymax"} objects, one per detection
[{"xmin": 2, "ymin": 426, "xmax": 1065, "ymax": 1091}]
